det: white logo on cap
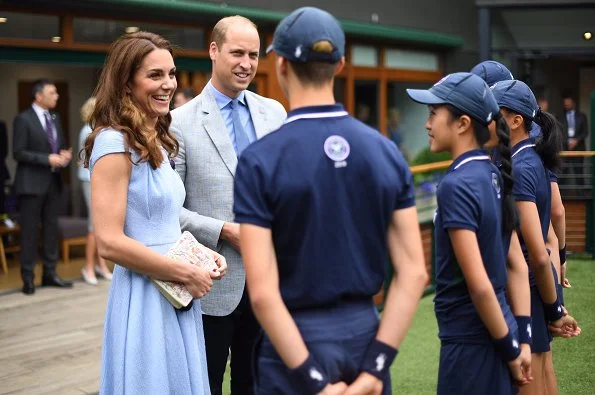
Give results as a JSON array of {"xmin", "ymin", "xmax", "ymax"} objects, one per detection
[
  {"xmin": 295, "ymin": 45, "xmax": 303, "ymax": 59},
  {"xmin": 434, "ymin": 75, "xmax": 449, "ymax": 87},
  {"xmin": 324, "ymin": 135, "xmax": 350, "ymax": 168},
  {"xmin": 486, "ymin": 112, "xmax": 492, "ymax": 123}
]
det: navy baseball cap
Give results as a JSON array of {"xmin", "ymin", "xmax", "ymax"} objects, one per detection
[
  {"xmin": 470, "ymin": 60, "xmax": 514, "ymax": 87},
  {"xmin": 266, "ymin": 7, "xmax": 345, "ymax": 63},
  {"xmin": 407, "ymin": 72, "xmax": 498, "ymax": 126},
  {"xmin": 491, "ymin": 80, "xmax": 539, "ymax": 120}
]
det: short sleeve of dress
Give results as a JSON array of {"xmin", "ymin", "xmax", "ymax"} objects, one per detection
[{"xmin": 89, "ymin": 129, "xmax": 128, "ymax": 174}]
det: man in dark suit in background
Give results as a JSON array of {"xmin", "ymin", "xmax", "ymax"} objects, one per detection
[
  {"xmin": 0, "ymin": 120, "xmax": 8, "ymax": 215},
  {"xmin": 13, "ymin": 79, "xmax": 73, "ymax": 294},
  {"xmin": 559, "ymin": 93, "xmax": 589, "ymax": 188}
]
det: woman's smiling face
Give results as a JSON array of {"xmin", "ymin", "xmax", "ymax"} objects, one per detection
[{"xmin": 129, "ymin": 48, "xmax": 177, "ymax": 121}]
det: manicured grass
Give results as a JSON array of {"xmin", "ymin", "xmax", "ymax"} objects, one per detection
[
  {"xmin": 551, "ymin": 259, "xmax": 595, "ymax": 395},
  {"xmin": 223, "ymin": 259, "xmax": 594, "ymax": 394}
]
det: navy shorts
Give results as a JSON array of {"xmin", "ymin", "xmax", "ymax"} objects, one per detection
[
  {"xmin": 438, "ymin": 342, "xmax": 517, "ymax": 395},
  {"xmin": 254, "ymin": 299, "xmax": 391, "ymax": 395}
]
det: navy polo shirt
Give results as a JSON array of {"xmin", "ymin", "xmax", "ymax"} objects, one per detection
[
  {"xmin": 433, "ymin": 149, "xmax": 513, "ymax": 343},
  {"xmin": 233, "ymin": 104, "xmax": 415, "ymax": 311},
  {"xmin": 512, "ymin": 138, "xmax": 552, "ymax": 287}
]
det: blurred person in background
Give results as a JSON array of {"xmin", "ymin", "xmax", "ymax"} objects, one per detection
[
  {"xmin": 173, "ymin": 87, "xmax": 197, "ymax": 109},
  {"xmin": 13, "ymin": 79, "xmax": 73, "ymax": 295},
  {"xmin": 78, "ymin": 96, "xmax": 112, "ymax": 285}
]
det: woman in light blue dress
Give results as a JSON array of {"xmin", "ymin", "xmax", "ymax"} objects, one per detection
[{"xmin": 82, "ymin": 32, "xmax": 226, "ymax": 394}]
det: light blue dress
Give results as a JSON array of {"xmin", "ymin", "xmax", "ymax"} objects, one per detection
[{"xmin": 90, "ymin": 129, "xmax": 210, "ymax": 395}]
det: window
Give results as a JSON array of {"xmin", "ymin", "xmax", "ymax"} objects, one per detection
[
  {"xmin": 0, "ymin": 12, "xmax": 59, "ymax": 41},
  {"xmin": 351, "ymin": 45, "xmax": 378, "ymax": 67},
  {"xmin": 73, "ymin": 18, "xmax": 205, "ymax": 50},
  {"xmin": 386, "ymin": 81, "xmax": 435, "ymax": 162},
  {"xmin": 385, "ymin": 49, "xmax": 439, "ymax": 72}
]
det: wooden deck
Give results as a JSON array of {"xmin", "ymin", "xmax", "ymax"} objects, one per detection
[{"xmin": 0, "ymin": 278, "xmax": 108, "ymax": 394}]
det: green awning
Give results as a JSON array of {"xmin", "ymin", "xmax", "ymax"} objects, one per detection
[
  {"xmin": 96, "ymin": 0, "xmax": 464, "ymax": 48},
  {"xmin": 0, "ymin": 47, "xmax": 212, "ymax": 71}
]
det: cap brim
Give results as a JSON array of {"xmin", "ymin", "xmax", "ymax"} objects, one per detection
[{"xmin": 406, "ymin": 89, "xmax": 445, "ymax": 105}]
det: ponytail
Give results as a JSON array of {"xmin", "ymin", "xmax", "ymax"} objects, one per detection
[
  {"xmin": 534, "ymin": 109, "xmax": 562, "ymax": 171},
  {"xmin": 494, "ymin": 113, "xmax": 518, "ymax": 236}
]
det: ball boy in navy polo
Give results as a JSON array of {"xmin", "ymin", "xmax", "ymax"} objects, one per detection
[
  {"xmin": 233, "ymin": 6, "xmax": 428, "ymax": 394},
  {"xmin": 491, "ymin": 80, "xmax": 580, "ymax": 394},
  {"xmin": 407, "ymin": 73, "xmax": 533, "ymax": 394}
]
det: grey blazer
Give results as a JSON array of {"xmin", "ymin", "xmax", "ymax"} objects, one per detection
[{"xmin": 170, "ymin": 84, "xmax": 286, "ymax": 316}]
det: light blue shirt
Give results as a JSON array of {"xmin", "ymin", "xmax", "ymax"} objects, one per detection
[{"xmin": 207, "ymin": 81, "xmax": 256, "ymax": 155}]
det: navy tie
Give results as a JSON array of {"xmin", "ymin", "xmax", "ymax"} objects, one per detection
[
  {"xmin": 231, "ymin": 99, "xmax": 250, "ymax": 155},
  {"xmin": 43, "ymin": 112, "xmax": 58, "ymax": 153}
]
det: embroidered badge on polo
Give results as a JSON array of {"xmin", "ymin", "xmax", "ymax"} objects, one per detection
[
  {"xmin": 492, "ymin": 172, "xmax": 501, "ymax": 199},
  {"xmin": 324, "ymin": 135, "xmax": 350, "ymax": 168}
]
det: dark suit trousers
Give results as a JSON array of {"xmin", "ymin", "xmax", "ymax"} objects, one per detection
[
  {"xmin": 203, "ymin": 288, "xmax": 261, "ymax": 395},
  {"xmin": 19, "ymin": 174, "xmax": 61, "ymax": 280}
]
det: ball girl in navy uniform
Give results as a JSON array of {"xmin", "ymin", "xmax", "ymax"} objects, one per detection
[
  {"xmin": 233, "ymin": 7, "xmax": 428, "ymax": 395},
  {"xmin": 407, "ymin": 72, "xmax": 533, "ymax": 394},
  {"xmin": 470, "ymin": 61, "xmax": 538, "ymax": 373},
  {"xmin": 491, "ymin": 80, "xmax": 580, "ymax": 395},
  {"xmin": 471, "ymin": 61, "xmax": 570, "ymax": 308}
]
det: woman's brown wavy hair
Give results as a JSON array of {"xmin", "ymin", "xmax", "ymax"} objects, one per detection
[{"xmin": 82, "ymin": 31, "xmax": 178, "ymax": 169}]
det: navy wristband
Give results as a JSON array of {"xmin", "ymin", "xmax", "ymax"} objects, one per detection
[
  {"xmin": 515, "ymin": 316, "xmax": 532, "ymax": 345},
  {"xmin": 544, "ymin": 297, "xmax": 564, "ymax": 322},
  {"xmin": 493, "ymin": 330, "xmax": 521, "ymax": 361},
  {"xmin": 361, "ymin": 339, "xmax": 398, "ymax": 379},
  {"xmin": 291, "ymin": 354, "xmax": 329, "ymax": 394},
  {"xmin": 559, "ymin": 245, "xmax": 566, "ymax": 265}
]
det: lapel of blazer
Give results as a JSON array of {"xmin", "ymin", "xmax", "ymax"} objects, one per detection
[
  {"xmin": 26, "ymin": 107, "xmax": 54, "ymax": 149},
  {"xmin": 245, "ymin": 91, "xmax": 269, "ymax": 139},
  {"xmin": 27, "ymin": 107, "xmax": 45, "ymax": 134},
  {"xmin": 199, "ymin": 88, "xmax": 238, "ymax": 176}
]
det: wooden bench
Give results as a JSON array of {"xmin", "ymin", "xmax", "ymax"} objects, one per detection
[{"xmin": 0, "ymin": 223, "xmax": 21, "ymax": 274}]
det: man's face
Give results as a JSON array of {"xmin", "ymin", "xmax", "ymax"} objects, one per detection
[
  {"xmin": 173, "ymin": 92, "xmax": 190, "ymax": 108},
  {"xmin": 538, "ymin": 99, "xmax": 549, "ymax": 113},
  {"xmin": 210, "ymin": 23, "xmax": 260, "ymax": 98},
  {"xmin": 563, "ymin": 98, "xmax": 575, "ymax": 111},
  {"xmin": 36, "ymin": 84, "xmax": 59, "ymax": 110}
]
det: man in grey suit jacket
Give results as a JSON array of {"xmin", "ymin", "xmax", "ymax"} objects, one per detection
[{"xmin": 170, "ymin": 16, "xmax": 286, "ymax": 395}]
